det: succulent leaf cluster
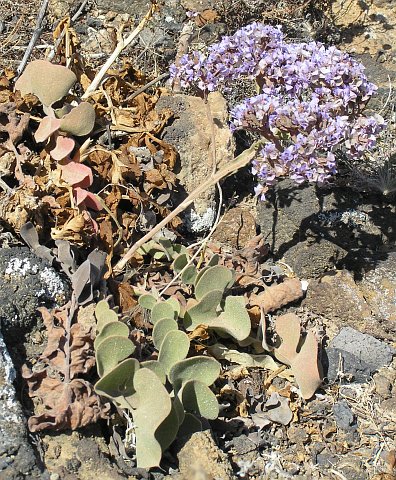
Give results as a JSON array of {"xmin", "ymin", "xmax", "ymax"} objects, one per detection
[
  {"xmin": 169, "ymin": 22, "xmax": 385, "ymax": 198},
  {"xmin": 94, "ymin": 255, "xmax": 252, "ymax": 469},
  {"xmin": 15, "ymin": 60, "xmax": 101, "ymax": 211}
]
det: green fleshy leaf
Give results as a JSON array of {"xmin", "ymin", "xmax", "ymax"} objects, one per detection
[
  {"xmin": 181, "ymin": 265, "xmax": 198, "ymax": 285},
  {"xmin": 183, "ymin": 290, "xmax": 223, "ymax": 331},
  {"xmin": 172, "ymin": 253, "xmax": 189, "ymax": 273},
  {"xmin": 138, "ymin": 293, "xmax": 157, "ymax": 310},
  {"xmin": 94, "ymin": 321, "xmax": 130, "ymax": 349},
  {"xmin": 180, "ymin": 380, "xmax": 219, "ymax": 420},
  {"xmin": 94, "ymin": 358, "xmax": 139, "ymax": 409},
  {"xmin": 155, "ymin": 400, "xmax": 180, "ymax": 452},
  {"xmin": 207, "ymin": 254, "xmax": 220, "ymax": 266},
  {"xmin": 95, "ymin": 300, "xmax": 119, "ymax": 331},
  {"xmin": 165, "ymin": 297, "xmax": 181, "ymax": 317},
  {"xmin": 158, "ymin": 330, "xmax": 190, "ymax": 374},
  {"xmin": 151, "ymin": 302, "xmax": 176, "ymax": 324},
  {"xmin": 95, "ymin": 335, "xmax": 135, "ymax": 377},
  {"xmin": 133, "ymin": 368, "xmax": 172, "ymax": 469},
  {"xmin": 140, "ymin": 360, "xmax": 167, "ymax": 384},
  {"xmin": 193, "ymin": 266, "xmax": 209, "ymax": 287},
  {"xmin": 208, "ymin": 296, "xmax": 251, "ymax": 342},
  {"xmin": 152, "ymin": 318, "xmax": 179, "ymax": 350},
  {"xmin": 195, "ymin": 266, "xmax": 234, "ymax": 300},
  {"xmin": 169, "ymin": 356, "xmax": 221, "ymax": 392}
]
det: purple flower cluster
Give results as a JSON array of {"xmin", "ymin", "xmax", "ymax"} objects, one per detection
[
  {"xmin": 169, "ymin": 23, "xmax": 283, "ymax": 92},
  {"xmin": 169, "ymin": 23, "xmax": 385, "ymax": 198}
]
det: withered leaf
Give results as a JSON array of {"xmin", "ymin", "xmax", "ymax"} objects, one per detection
[
  {"xmin": 22, "ymin": 302, "xmax": 108, "ymax": 432},
  {"xmin": 252, "ymin": 278, "xmax": 303, "ymax": 313},
  {"xmin": 23, "ymin": 372, "xmax": 109, "ymax": 432}
]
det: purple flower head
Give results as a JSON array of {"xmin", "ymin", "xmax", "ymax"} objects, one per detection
[{"xmin": 169, "ymin": 22, "xmax": 385, "ymax": 198}]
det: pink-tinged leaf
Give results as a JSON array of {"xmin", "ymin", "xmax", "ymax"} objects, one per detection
[
  {"xmin": 60, "ymin": 160, "xmax": 93, "ymax": 187},
  {"xmin": 274, "ymin": 313, "xmax": 301, "ymax": 366},
  {"xmin": 34, "ymin": 117, "xmax": 61, "ymax": 143},
  {"xmin": 74, "ymin": 188, "xmax": 103, "ymax": 211},
  {"xmin": 291, "ymin": 329, "xmax": 322, "ymax": 399},
  {"xmin": 50, "ymin": 136, "xmax": 75, "ymax": 160}
]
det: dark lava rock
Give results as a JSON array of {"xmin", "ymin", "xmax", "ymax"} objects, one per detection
[
  {"xmin": 324, "ymin": 327, "xmax": 395, "ymax": 383},
  {"xmin": 0, "ymin": 332, "xmax": 48, "ymax": 479},
  {"xmin": 0, "ymin": 247, "xmax": 69, "ymax": 337},
  {"xmin": 282, "ymin": 239, "xmax": 347, "ymax": 278},
  {"xmin": 256, "ymin": 178, "xmax": 394, "ymax": 260},
  {"xmin": 333, "ymin": 400, "xmax": 357, "ymax": 432}
]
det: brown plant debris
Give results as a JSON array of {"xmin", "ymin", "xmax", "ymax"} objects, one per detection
[{"xmin": 22, "ymin": 306, "xmax": 109, "ymax": 432}]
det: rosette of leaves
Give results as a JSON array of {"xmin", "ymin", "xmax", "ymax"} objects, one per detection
[
  {"xmin": 140, "ymin": 253, "xmax": 251, "ymax": 342},
  {"xmin": 15, "ymin": 60, "xmax": 100, "ymax": 211},
  {"xmin": 93, "ymin": 299, "xmax": 221, "ymax": 469}
]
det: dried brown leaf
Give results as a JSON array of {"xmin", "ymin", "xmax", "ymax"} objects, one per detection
[
  {"xmin": 253, "ymin": 278, "xmax": 303, "ymax": 313},
  {"xmin": 22, "ymin": 302, "xmax": 108, "ymax": 432},
  {"xmin": 274, "ymin": 313, "xmax": 301, "ymax": 366}
]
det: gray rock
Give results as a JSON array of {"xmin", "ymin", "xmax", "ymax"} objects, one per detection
[
  {"xmin": 157, "ymin": 92, "xmax": 234, "ymax": 233},
  {"xmin": 325, "ymin": 327, "xmax": 395, "ymax": 383},
  {"xmin": 324, "ymin": 347, "xmax": 374, "ymax": 383},
  {"xmin": 256, "ymin": 178, "xmax": 390, "ymax": 258},
  {"xmin": 331, "ymin": 327, "xmax": 395, "ymax": 369},
  {"xmin": 0, "ymin": 247, "xmax": 69, "ymax": 337},
  {"xmin": 282, "ymin": 239, "xmax": 347, "ymax": 278},
  {"xmin": 0, "ymin": 332, "xmax": 48, "ymax": 479},
  {"xmin": 333, "ymin": 400, "xmax": 357, "ymax": 432}
]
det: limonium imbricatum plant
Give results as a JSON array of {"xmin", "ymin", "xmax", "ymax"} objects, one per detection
[{"xmin": 169, "ymin": 22, "xmax": 386, "ymax": 198}]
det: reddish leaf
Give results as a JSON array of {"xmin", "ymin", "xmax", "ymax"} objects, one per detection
[
  {"xmin": 34, "ymin": 116, "xmax": 61, "ymax": 143},
  {"xmin": 60, "ymin": 160, "xmax": 93, "ymax": 187},
  {"xmin": 50, "ymin": 135, "xmax": 75, "ymax": 160},
  {"xmin": 74, "ymin": 187, "xmax": 103, "ymax": 211}
]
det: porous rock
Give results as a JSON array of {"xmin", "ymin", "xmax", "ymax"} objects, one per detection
[
  {"xmin": 166, "ymin": 430, "xmax": 233, "ymax": 480},
  {"xmin": 303, "ymin": 270, "xmax": 373, "ymax": 333},
  {"xmin": 325, "ymin": 327, "xmax": 395, "ymax": 383},
  {"xmin": 282, "ymin": 239, "xmax": 347, "ymax": 278},
  {"xmin": 0, "ymin": 332, "xmax": 48, "ymax": 479},
  {"xmin": 0, "ymin": 247, "xmax": 69, "ymax": 337},
  {"xmin": 157, "ymin": 92, "xmax": 235, "ymax": 233}
]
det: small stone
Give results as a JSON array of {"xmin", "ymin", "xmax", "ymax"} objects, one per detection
[
  {"xmin": 333, "ymin": 400, "xmax": 357, "ymax": 432},
  {"xmin": 373, "ymin": 373, "xmax": 392, "ymax": 398},
  {"xmin": 287, "ymin": 425, "xmax": 309, "ymax": 444},
  {"xmin": 380, "ymin": 397, "xmax": 396, "ymax": 414},
  {"xmin": 50, "ymin": 474, "xmax": 60, "ymax": 480},
  {"xmin": 330, "ymin": 328, "xmax": 395, "ymax": 373}
]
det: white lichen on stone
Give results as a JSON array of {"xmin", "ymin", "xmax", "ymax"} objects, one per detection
[
  {"xmin": 5, "ymin": 257, "xmax": 39, "ymax": 276},
  {"xmin": 185, "ymin": 207, "xmax": 216, "ymax": 234},
  {"xmin": 0, "ymin": 333, "xmax": 21, "ymax": 424},
  {"xmin": 38, "ymin": 267, "xmax": 66, "ymax": 298},
  {"xmin": 318, "ymin": 209, "xmax": 370, "ymax": 228}
]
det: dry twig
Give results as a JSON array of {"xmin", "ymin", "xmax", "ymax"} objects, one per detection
[
  {"xmin": 114, "ymin": 139, "xmax": 264, "ymax": 273},
  {"xmin": 16, "ymin": 0, "xmax": 49, "ymax": 78},
  {"xmin": 81, "ymin": 1, "xmax": 159, "ymax": 100}
]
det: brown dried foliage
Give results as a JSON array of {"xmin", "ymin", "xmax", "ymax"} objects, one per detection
[{"xmin": 22, "ymin": 306, "xmax": 109, "ymax": 432}]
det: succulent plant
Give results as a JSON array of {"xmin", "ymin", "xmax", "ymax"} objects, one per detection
[
  {"xmin": 94, "ymin": 296, "xmax": 222, "ymax": 469},
  {"xmin": 14, "ymin": 60, "xmax": 100, "ymax": 211}
]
